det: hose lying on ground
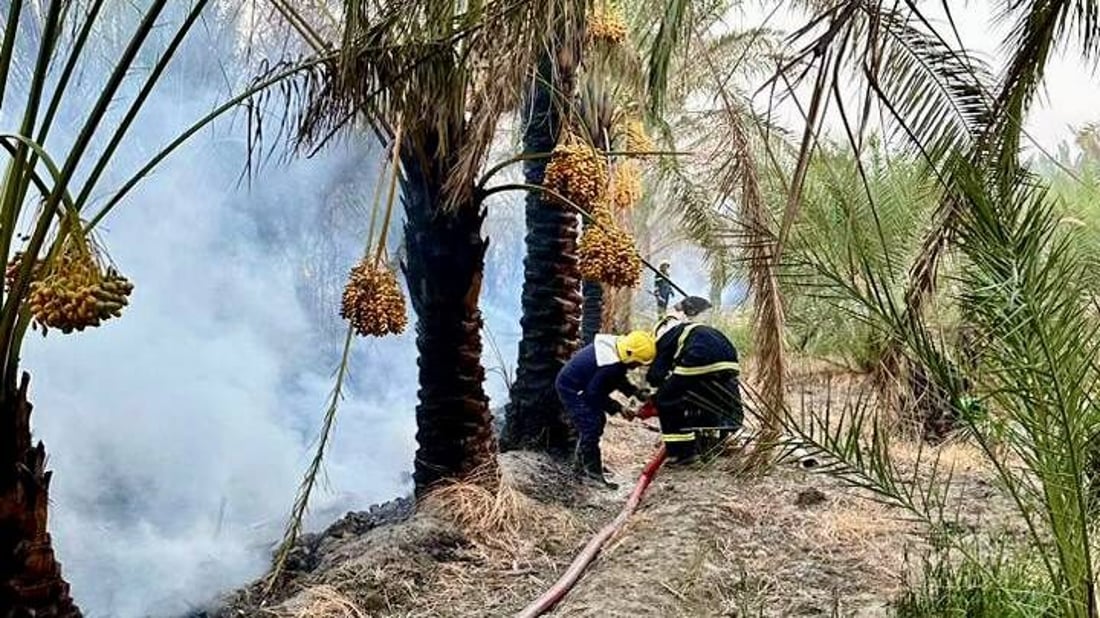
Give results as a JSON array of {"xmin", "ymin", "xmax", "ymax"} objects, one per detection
[{"xmin": 516, "ymin": 445, "xmax": 668, "ymax": 618}]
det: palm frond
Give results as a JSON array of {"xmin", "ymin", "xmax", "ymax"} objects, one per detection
[
  {"xmin": 791, "ymin": 144, "xmax": 1100, "ymax": 614},
  {"xmin": 642, "ymin": 0, "xmax": 691, "ymax": 116}
]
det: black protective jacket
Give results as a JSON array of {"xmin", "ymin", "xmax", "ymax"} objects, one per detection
[
  {"xmin": 646, "ymin": 322, "xmax": 743, "ymax": 430},
  {"xmin": 646, "ymin": 323, "xmax": 739, "ymax": 388}
]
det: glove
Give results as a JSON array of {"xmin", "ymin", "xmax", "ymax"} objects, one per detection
[
  {"xmin": 604, "ymin": 399, "xmax": 625, "ymax": 416},
  {"xmin": 636, "ymin": 399, "xmax": 659, "ymax": 420}
]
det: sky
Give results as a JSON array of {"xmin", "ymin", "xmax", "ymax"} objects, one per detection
[
  {"xmin": 737, "ymin": 1, "xmax": 1100, "ymax": 154},
  {"xmin": 4, "ymin": 2, "xmax": 1100, "ymax": 616}
]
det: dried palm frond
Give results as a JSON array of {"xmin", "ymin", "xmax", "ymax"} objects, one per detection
[
  {"xmin": 281, "ymin": 585, "xmax": 367, "ymax": 618},
  {"xmin": 271, "ymin": 0, "xmax": 589, "ymax": 213},
  {"xmin": 419, "ymin": 465, "xmax": 577, "ymax": 556}
]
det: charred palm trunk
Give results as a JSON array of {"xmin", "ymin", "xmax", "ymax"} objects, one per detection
[
  {"xmin": 0, "ymin": 373, "xmax": 81, "ymax": 617},
  {"xmin": 402, "ymin": 134, "xmax": 498, "ymax": 495},
  {"xmin": 581, "ymin": 281, "xmax": 603, "ymax": 344},
  {"xmin": 501, "ymin": 50, "xmax": 582, "ymax": 453}
]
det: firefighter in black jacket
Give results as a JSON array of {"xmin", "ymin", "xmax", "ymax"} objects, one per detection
[{"xmin": 646, "ymin": 304, "xmax": 744, "ymax": 464}]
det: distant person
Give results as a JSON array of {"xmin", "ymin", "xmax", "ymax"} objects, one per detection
[
  {"xmin": 653, "ymin": 260, "xmax": 674, "ymax": 316},
  {"xmin": 555, "ymin": 331, "xmax": 657, "ymax": 488}
]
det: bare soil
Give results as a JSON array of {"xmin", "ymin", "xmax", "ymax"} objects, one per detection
[{"xmin": 209, "ymin": 369, "xmax": 1019, "ymax": 617}]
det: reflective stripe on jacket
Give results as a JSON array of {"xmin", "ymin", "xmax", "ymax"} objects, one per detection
[{"xmin": 646, "ymin": 323, "xmax": 740, "ymax": 387}]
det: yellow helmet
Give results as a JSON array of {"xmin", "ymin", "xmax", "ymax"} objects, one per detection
[{"xmin": 616, "ymin": 330, "xmax": 657, "ymax": 364}]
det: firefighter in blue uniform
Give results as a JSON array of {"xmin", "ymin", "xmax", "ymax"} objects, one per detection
[
  {"xmin": 653, "ymin": 260, "xmax": 674, "ymax": 316},
  {"xmin": 647, "ymin": 298, "xmax": 743, "ymax": 464},
  {"xmin": 556, "ymin": 331, "xmax": 657, "ymax": 487}
]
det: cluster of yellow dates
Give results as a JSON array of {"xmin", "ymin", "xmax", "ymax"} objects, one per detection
[
  {"xmin": 578, "ymin": 204, "xmax": 642, "ymax": 288},
  {"xmin": 543, "ymin": 138, "xmax": 608, "ymax": 210},
  {"xmin": 12, "ymin": 235, "xmax": 134, "ymax": 335},
  {"xmin": 340, "ymin": 258, "xmax": 407, "ymax": 337},
  {"xmin": 588, "ymin": 6, "xmax": 628, "ymax": 45}
]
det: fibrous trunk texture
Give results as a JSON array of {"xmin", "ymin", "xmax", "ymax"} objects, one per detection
[
  {"xmin": 501, "ymin": 52, "xmax": 582, "ymax": 453},
  {"xmin": 402, "ymin": 133, "xmax": 499, "ymax": 495},
  {"xmin": 581, "ymin": 281, "xmax": 603, "ymax": 344},
  {"xmin": 0, "ymin": 372, "xmax": 81, "ymax": 617},
  {"xmin": 601, "ymin": 284, "xmax": 632, "ymax": 333}
]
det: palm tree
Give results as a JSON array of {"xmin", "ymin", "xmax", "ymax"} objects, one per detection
[
  {"xmin": 501, "ymin": 0, "xmax": 718, "ymax": 451},
  {"xmin": 577, "ymin": 79, "xmax": 617, "ymax": 344},
  {"xmin": 0, "ymin": 1, "xmax": 318, "ymax": 612},
  {"xmin": 771, "ymin": 1, "xmax": 1100, "ymax": 432},
  {"xmin": 259, "ymin": 2, "xmax": 596, "ymax": 588},
  {"xmin": 763, "ymin": 3, "xmax": 1100, "ymax": 612},
  {"xmin": 500, "ymin": 10, "xmax": 587, "ymax": 452},
  {"xmin": 275, "ymin": 0, "xmax": 588, "ymax": 489},
  {"xmin": 402, "ymin": 130, "xmax": 498, "ymax": 491}
]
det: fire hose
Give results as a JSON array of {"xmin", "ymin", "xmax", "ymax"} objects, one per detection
[
  {"xmin": 516, "ymin": 445, "xmax": 669, "ymax": 618},
  {"xmin": 514, "ymin": 398, "xmax": 820, "ymax": 616}
]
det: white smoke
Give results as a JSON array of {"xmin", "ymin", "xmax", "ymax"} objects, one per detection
[
  {"xmin": 0, "ymin": 6, "xmax": 505, "ymax": 616},
  {"xmin": 20, "ymin": 124, "xmax": 425, "ymax": 615}
]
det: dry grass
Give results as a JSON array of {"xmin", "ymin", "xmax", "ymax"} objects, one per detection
[
  {"xmin": 271, "ymin": 585, "xmax": 367, "ymax": 618},
  {"xmin": 812, "ymin": 496, "xmax": 909, "ymax": 549},
  {"xmin": 418, "ymin": 465, "xmax": 579, "ymax": 559},
  {"xmin": 602, "ymin": 417, "xmax": 659, "ymax": 471},
  {"xmin": 890, "ymin": 436, "xmax": 988, "ymax": 472},
  {"xmin": 228, "ymin": 365, "xmax": 1019, "ymax": 618}
]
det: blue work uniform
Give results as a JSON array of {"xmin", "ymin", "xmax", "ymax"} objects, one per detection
[
  {"xmin": 555, "ymin": 335, "xmax": 639, "ymax": 451},
  {"xmin": 654, "ymin": 274, "xmax": 673, "ymax": 313}
]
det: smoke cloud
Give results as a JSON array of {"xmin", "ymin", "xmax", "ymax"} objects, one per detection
[
  {"xmin": 1, "ymin": 4, "xmax": 718, "ymax": 615},
  {"xmin": 0, "ymin": 7, "xmax": 525, "ymax": 615}
]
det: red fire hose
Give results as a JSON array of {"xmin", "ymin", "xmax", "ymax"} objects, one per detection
[{"xmin": 516, "ymin": 445, "xmax": 668, "ymax": 618}]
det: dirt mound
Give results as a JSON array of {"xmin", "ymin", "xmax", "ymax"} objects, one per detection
[
  {"xmin": 200, "ymin": 374, "xmax": 1018, "ymax": 617},
  {"xmin": 205, "ymin": 439, "xmax": 643, "ymax": 617}
]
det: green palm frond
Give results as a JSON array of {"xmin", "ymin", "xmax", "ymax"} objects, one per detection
[
  {"xmin": 773, "ymin": 2, "xmax": 996, "ymax": 232},
  {"xmin": 641, "ymin": 0, "xmax": 690, "ymax": 116},
  {"xmin": 790, "ymin": 146, "xmax": 1100, "ymax": 615},
  {"xmin": 989, "ymin": 0, "xmax": 1100, "ymax": 170}
]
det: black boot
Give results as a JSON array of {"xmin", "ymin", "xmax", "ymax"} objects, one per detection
[
  {"xmin": 665, "ymin": 439, "xmax": 699, "ymax": 466},
  {"xmin": 578, "ymin": 442, "xmax": 618, "ymax": 489}
]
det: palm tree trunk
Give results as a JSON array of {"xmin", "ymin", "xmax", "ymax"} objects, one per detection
[
  {"xmin": 581, "ymin": 280, "xmax": 603, "ymax": 344},
  {"xmin": 402, "ymin": 135, "xmax": 498, "ymax": 495},
  {"xmin": 501, "ymin": 52, "xmax": 582, "ymax": 453},
  {"xmin": 599, "ymin": 283, "xmax": 632, "ymax": 333},
  {"xmin": 0, "ymin": 372, "xmax": 81, "ymax": 617}
]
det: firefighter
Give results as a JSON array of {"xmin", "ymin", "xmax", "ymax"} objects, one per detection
[
  {"xmin": 646, "ymin": 301, "xmax": 743, "ymax": 464},
  {"xmin": 653, "ymin": 260, "xmax": 674, "ymax": 316},
  {"xmin": 556, "ymin": 330, "xmax": 657, "ymax": 487}
]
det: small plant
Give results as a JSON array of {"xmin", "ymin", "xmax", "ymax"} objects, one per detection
[{"xmin": 896, "ymin": 546, "xmax": 1060, "ymax": 618}]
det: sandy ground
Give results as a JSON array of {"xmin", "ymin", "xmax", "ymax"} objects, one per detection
[{"xmin": 212, "ymin": 370, "xmax": 1019, "ymax": 618}]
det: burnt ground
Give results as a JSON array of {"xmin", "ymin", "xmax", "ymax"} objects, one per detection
[{"xmin": 205, "ymin": 369, "xmax": 1021, "ymax": 617}]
